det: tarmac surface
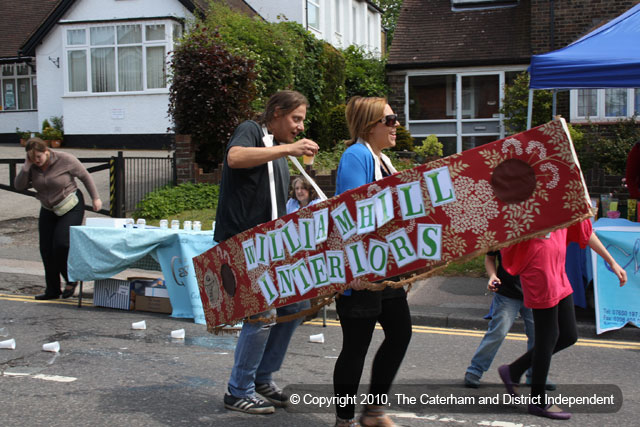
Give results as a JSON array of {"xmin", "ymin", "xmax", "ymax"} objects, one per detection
[{"xmin": 1, "ymin": 143, "xmax": 638, "ymax": 343}]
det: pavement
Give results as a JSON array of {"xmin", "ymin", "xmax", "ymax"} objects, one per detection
[{"xmin": 1, "ymin": 143, "xmax": 638, "ymax": 343}]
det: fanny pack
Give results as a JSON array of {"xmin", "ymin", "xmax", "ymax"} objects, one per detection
[{"xmin": 51, "ymin": 192, "xmax": 79, "ymax": 216}]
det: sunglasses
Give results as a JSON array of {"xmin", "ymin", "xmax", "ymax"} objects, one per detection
[{"xmin": 379, "ymin": 114, "xmax": 398, "ymax": 127}]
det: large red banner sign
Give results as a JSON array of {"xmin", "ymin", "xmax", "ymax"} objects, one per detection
[{"xmin": 193, "ymin": 119, "xmax": 592, "ymax": 329}]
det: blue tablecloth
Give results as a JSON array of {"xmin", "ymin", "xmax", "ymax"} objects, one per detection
[
  {"xmin": 591, "ymin": 218, "xmax": 640, "ymax": 334},
  {"xmin": 68, "ymin": 226, "xmax": 216, "ymax": 324}
]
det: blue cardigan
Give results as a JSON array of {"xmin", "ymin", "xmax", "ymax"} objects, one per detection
[
  {"xmin": 335, "ymin": 142, "xmax": 377, "ymax": 296},
  {"xmin": 335, "ymin": 143, "xmax": 376, "ymax": 195}
]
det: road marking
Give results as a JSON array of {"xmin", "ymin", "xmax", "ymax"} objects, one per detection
[
  {"xmin": 305, "ymin": 319, "xmax": 640, "ymax": 350},
  {"xmin": 0, "ymin": 293, "xmax": 93, "ymax": 307},
  {"xmin": 32, "ymin": 374, "xmax": 77, "ymax": 383}
]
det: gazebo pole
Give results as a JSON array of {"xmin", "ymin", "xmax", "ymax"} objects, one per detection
[{"xmin": 527, "ymin": 89, "xmax": 534, "ymax": 129}]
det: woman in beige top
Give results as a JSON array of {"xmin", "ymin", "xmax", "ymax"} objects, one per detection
[{"xmin": 15, "ymin": 138, "xmax": 102, "ymax": 300}]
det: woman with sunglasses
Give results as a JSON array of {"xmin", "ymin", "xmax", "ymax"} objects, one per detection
[{"xmin": 332, "ymin": 97, "xmax": 411, "ymax": 427}]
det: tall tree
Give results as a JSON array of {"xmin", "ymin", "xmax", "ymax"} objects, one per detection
[{"xmin": 374, "ymin": 0, "xmax": 403, "ymax": 48}]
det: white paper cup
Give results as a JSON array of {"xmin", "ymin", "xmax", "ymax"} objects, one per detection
[
  {"xmin": 171, "ymin": 329, "xmax": 185, "ymax": 339},
  {"xmin": 131, "ymin": 320, "xmax": 147, "ymax": 330},
  {"xmin": 309, "ymin": 333, "xmax": 324, "ymax": 344},
  {"xmin": 0, "ymin": 338, "xmax": 16, "ymax": 350},
  {"xmin": 42, "ymin": 341, "xmax": 60, "ymax": 352}
]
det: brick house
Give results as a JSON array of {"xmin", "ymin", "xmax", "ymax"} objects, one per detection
[{"xmin": 387, "ymin": 0, "xmax": 640, "ymax": 157}]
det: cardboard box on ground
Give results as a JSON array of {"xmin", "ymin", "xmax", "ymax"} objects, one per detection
[{"xmin": 93, "ymin": 277, "xmax": 172, "ymax": 314}]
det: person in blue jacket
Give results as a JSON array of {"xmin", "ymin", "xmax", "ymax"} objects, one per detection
[
  {"xmin": 332, "ymin": 96, "xmax": 412, "ymax": 427},
  {"xmin": 286, "ymin": 177, "xmax": 319, "ymax": 214}
]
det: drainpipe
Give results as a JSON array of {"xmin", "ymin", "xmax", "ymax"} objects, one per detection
[
  {"xmin": 550, "ymin": 0, "xmax": 556, "ymax": 118},
  {"xmin": 305, "ymin": 0, "xmax": 309, "ymax": 30},
  {"xmin": 549, "ymin": 0, "xmax": 555, "ymax": 51}
]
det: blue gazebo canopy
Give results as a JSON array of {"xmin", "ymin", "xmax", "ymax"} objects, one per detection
[{"xmin": 529, "ymin": 3, "xmax": 640, "ymax": 89}]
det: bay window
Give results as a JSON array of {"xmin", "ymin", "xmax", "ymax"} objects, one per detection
[
  {"xmin": 64, "ymin": 20, "xmax": 177, "ymax": 94},
  {"xmin": 1, "ymin": 63, "xmax": 37, "ymax": 111}
]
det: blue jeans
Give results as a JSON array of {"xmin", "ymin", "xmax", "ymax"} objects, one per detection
[
  {"xmin": 466, "ymin": 292, "xmax": 534, "ymax": 379},
  {"xmin": 228, "ymin": 300, "xmax": 310, "ymax": 398}
]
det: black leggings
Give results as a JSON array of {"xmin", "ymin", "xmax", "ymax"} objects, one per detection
[
  {"xmin": 333, "ymin": 297, "xmax": 412, "ymax": 419},
  {"xmin": 38, "ymin": 191, "xmax": 85, "ymax": 296},
  {"xmin": 507, "ymin": 294, "xmax": 578, "ymax": 406}
]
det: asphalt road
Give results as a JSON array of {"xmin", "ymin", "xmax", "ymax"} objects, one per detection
[{"xmin": 1, "ymin": 295, "xmax": 639, "ymax": 427}]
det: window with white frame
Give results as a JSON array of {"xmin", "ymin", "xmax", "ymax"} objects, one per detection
[
  {"xmin": 571, "ymin": 88, "xmax": 640, "ymax": 122},
  {"xmin": 308, "ymin": 0, "xmax": 320, "ymax": 31},
  {"xmin": 1, "ymin": 63, "xmax": 37, "ymax": 111},
  {"xmin": 64, "ymin": 21, "xmax": 177, "ymax": 94}
]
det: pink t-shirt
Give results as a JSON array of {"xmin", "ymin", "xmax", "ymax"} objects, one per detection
[{"xmin": 501, "ymin": 219, "xmax": 592, "ymax": 309}]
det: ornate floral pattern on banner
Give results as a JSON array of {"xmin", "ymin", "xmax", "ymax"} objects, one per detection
[{"xmin": 193, "ymin": 119, "xmax": 593, "ymax": 329}]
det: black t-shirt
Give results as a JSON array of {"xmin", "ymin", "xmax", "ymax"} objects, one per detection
[
  {"xmin": 213, "ymin": 120, "xmax": 290, "ymax": 242},
  {"xmin": 487, "ymin": 250, "xmax": 524, "ymax": 300}
]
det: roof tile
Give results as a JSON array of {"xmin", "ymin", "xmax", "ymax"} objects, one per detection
[{"xmin": 388, "ymin": 0, "xmax": 531, "ymax": 68}]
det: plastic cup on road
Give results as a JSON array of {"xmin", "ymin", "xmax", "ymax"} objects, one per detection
[
  {"xmin": 42, "ymin": 341, "xmax": 60, "ymax": 352},
  {"xmin": 136, "ymin": 218, "xmax": 146, "ymax": 229},
  {"xmin": 309, "ymin": 333, "xmax": 324, "ymax": 344},
  {"xmin": 0, "ymin": 338, "xmax": 16, "ymax": 350},
  {"xmin": 171, "ymin": 329, "xmax": 185, "ymax": 339},
  {"xmin": 303, "ymin": 154, "xmax": 315, "ymax": 166},
  {"xmin": 124, "ymin": 218, "xmax": 134, "ymax": 229},
  {"xmin": 159, "ymin": 219, "xmax": 168, "ymax": 229},
  {"xmin": 183, "ymin": 220, "xmax": 192, "ymax": 231},
  {"xmin": 131, "ymin": 320, "xmax": 146, "ymax": 330},
  {"xmin": 171, "ymin": 220, "xmax": 180, "ymax": 230},
  {"xmin": 193, "ymin": 221, "xmax": 202, "ymax": 232}
]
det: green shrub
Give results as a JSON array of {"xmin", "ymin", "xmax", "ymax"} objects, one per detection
[
  {"xmin": 500, "ymin": 71, "xmax": 552, "ymax": 134},
  {"xmin": 577, "ymin": 117, "xmax": 640, "ymax": 175},
  {"xmin": 133, "ymin": 183, "xmax": 220, "ymax": 219},
  {"xmin": 201, "ymin": 4, "xmax": 347, "ymax": 151},
  {"xmin": 392, "ymin": 125, "xmax": 414, "ymax": 151},
  {"xmin": 50, "ymin": 116, "xmax": 64, "ymax": 132},
  {"xmin": 321, "ymin": 104, "xmax": 350, "ymax": 149},
  {"xmin": 567, "ymin": 123, "xmax": 584, "ymax": 153},
  {"xmin": 16, "ymin": 127, "xmax": 31, "ymax": 139},
  {"xmin": 343, "ymin": 45, "xmax": 388, "ymax": 99},
  {"xmin": 414, "ymin": 134, "xmax": 443, "ymax": 161},
  {"xmin": 168, "ymin": 25, "xmax": 257, "ymax": 168},
  {"xmin": 205, "ymin": 3, "xmax": 299, "ymax": 108},
  {"xmin": 308, "ymin": 42, "xmax": 347, "ymax": 150}
]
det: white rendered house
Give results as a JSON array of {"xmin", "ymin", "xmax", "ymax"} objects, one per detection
[{"xmin": 244, "ymin": 0, "xmax": 384, "ymax": 57}]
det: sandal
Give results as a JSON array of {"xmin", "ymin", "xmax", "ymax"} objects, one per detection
[
  {"xmin": 62, "ymin": 282, "xmax": 78, "ymax": 299},
  {"xmin": 359, "ymin": 405, "xmax": 396, "ymax": 427}
]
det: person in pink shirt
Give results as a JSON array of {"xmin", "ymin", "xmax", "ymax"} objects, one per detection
[{"xmin": 498, "ymin": 219, "xmax": 626, "ymax": 420}]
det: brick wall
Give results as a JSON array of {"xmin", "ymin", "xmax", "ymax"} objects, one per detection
[
  {"xmin": 530, "ymin": 0, "xmax": 638, "ymax": 54},
  {"xmin": 387, "ymin": 73, "xmax": 407, "ymax": 125}
]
